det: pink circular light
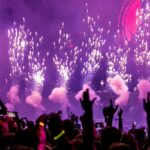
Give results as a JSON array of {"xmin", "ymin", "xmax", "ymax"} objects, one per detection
[{"xmin": 119, "ymin": 0, "xmax": 141, "ymax": 40}]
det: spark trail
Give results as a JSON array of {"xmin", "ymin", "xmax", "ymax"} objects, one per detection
[{"xmin": 53, "ymin": 22, "xmax": 80, "ymax": 87}]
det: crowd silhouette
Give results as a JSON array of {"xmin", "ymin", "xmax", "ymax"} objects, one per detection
[{"xmin": 0, "ymin": 89, "xmax": 150, "ymax": 150}]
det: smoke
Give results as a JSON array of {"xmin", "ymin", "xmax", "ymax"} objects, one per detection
[
  {"xmin": 75, "ymin": 84, "xmax": 100, "ymax": 104},
  {"xmin": 115, "ymin": 92, "xmax": 130, "ymax": 106},
  {"xmin": 108, "ymin": 75, "xmax": 128, "ymax": 95},
  {"xmin": 5, "ymin": 102, "xmax": 15, "ymax": 111},
  {"xmin": 108, "ymin": 75, "xmax": 130, "ymax": 106},
  {"xmin": 137, "ymin": 79, "xmax": 150, "ymax": 100},
  {"xmin": 26, "ymin": 91, "xmax": 45, "ymax": 111},
  {"xmin": 6, "ymin": 84, "xmax": 20, "ymax": 111},
  {"xmin": 7, "ymin": 84, "xmax": 20, "ymax": 104},
  {"xmin": 48, "ymin": 87, "xmax": 70, "ymax": 108}
]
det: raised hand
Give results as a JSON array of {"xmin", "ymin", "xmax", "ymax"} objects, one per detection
[
  {"xmin": 143, "ymin": 92, "xmax": 150, "ymax": 143},
  {"xmin": 103, "ymin": 99, "xmax": 118, "ymax": 118},
  {"xmin": 80, "ymin": 89, "xmax": 96, "ymax": 150},
  {"xmin": 103, "ymin": 99, "xmax": 118, "ymax": 127},
  {"xmin": 143, "ymin": 92, "xmax": 150, "ymax": 115},
  {"xmin": 110, "ymin": 99, "xmax": 119, "ymax": 114},
  {"xmin": 80, "ymin": 89, "xmax": 96, "ymax": 112},
  {"xmin": 118, "ymin": 108, "xmax": 123, "ymax": 118}
]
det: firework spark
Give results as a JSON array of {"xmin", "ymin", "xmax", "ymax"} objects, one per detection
[
  {"xmin": 27, "ymin": 30, "xmax": 45, "ymax": 92},
  {"xmin": 8, "ymin": 18, "xmax": 27, "ymax": 77},
  {"xmin": 53, "ymin": 22, "xmax": 80, "ymax": 87},
  {"xmin": 81, "ymin": 3, "xmax": 107, "ymax": 83},
  {"xmin": 106, "ymin": 31, "xmax": 131, "ymax": 83},
  {"xmin": 82, "ymin": 49, "xmax": 103, "ymax": 83},
  {"xmin": 28, "ymin": 51, "xmax": 46, "ymax": 92},
  {"xmin": 133, "ymin": 2, "xmax": 150, "ymax": 73},
  {"xmin": 8, "ymin": 18, "xmax": 45, "ymax": 92},
  {"xmin": 8, "ymin": 18, "xmax": 44, "ymax": 86}
]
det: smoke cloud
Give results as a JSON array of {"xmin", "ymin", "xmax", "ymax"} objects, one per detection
[
  {"xmin": 115, "ymin": 92, "xmax": 130, "ymax": 106},
  {"xmin": 26, "ymin": 91, "xmax": 45, "ymax": 111},
  {"xmin": 5, "ymin": 102, "xmax": 15, "ymax": 111},
  {"xmin": 7, "ymin": 84, "xmax": 20, "ymax": 104},
  {"xmin": 137, "ymin": 79, "xmax": 150, "ymax": 100},
  {"xmin": 48, "ymin": 87, "xmax": 70, "ymax": 108},
  {"xmin": 6, "ymin": 84, "xmax": 20, "ymax": 111},
  {"xmin": 108, "ymin": 75, "xmax": 130, "ymax": 106},
  {"xmin": 75, "ymin": 84, "xmax": 100, "ymax": 104}
]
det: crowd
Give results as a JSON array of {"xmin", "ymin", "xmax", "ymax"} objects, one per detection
[{"xmin": 0, "ymin": 89, "xmax": 150, "ymax": 150}]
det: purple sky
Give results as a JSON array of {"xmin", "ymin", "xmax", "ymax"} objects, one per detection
[
  {"xmin": 0, "ymin": 0, "xmax": 132, "ymax": 120},
  {"xmin": 0, "ymin": 0, "xmax": 123, "ymax": 87}
]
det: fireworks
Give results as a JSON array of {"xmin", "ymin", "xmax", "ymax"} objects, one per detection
[
  {"xmin": 8, "ymin": 18, "xmax": 27, "ymax": 77},
  {"xmin": 53, "ymin": 22, "xmax": 80, "ymax": 87},
  {"xmin": 133, "ymin": 2, "xmax": 150, "ymax": 72},
  {"xmin": 8, "ymin": 18, "xmax": 44, "ymax": 80},
  {"xmin": 81, "ymin": 3, "xmax": 107, "ymax": 83},
  {"xmin": 106, "ymin": 33, "xmax": 131, "ymax": 83},
  {"xmin": 26, "ymin": 29, "xmax": 45, "ymax": 92},
  {"xmin": 26, "ymin": 32, "xmax": 45, "ymax": 109},
  {"xmin": 6, "ymin": 0, "xmax": 150, "ymax": 98},
  {"xmin": 8, "ymin": 17, "xmax": 45, "ymax": 92},
  {"xmin": 28, "ymin": 51, "xmax": 46, "ymax": 92},
  {"xmin": 106, "ymin": 0, "xmax": 150, "ymax": 83},
  {"xmin": 82, "ymin": 49, "xmax": 103, "ymax": 83}
]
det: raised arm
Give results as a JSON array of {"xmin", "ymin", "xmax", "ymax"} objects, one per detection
[
  {"xmin": 118, "ymin": 108, "xmax": 123, "ymax": 132},
  {"xmin": 143, "ymin": 92, "xmax": 150, "ymax": 144},
  {"xmin": 103, "ymin": 99, "xmax": 118, "ymax": 127},
  {"xmin": 80, "ymin": 89, "xmax": 96, "ymax": 150}
]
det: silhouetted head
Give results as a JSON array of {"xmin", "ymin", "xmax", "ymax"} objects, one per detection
[
  {"xmin": 63, "ymin": 119, "xmax": 74, "ymax": 140},
  {"xmin": 47, "ymin": 113, "xmax": 62, "ymax": 137},
  {"xmin": 101, "ymin": 127, "xmax": 121, "ymax": 150},
  {"xmin": 109, "ymin": 143, "xmax": 131, "ymax": 150}
]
